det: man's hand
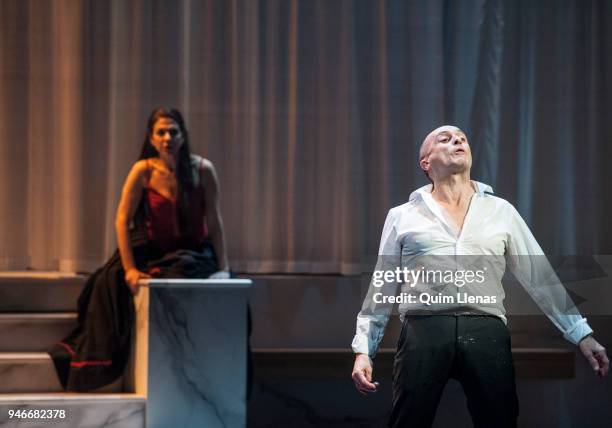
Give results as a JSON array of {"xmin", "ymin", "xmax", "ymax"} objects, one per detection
[
  {"xmin": 579, "ymin": 335, "xmax": 609, "ymax": 378},
  {"xmin": 352, "ymin": 353, "xmax": 379, "ymax": 394}
]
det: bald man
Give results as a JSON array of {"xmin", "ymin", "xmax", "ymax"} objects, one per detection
[{"xmin": 351, "ymin": 125, "xmax": 608, "ymax": 428}]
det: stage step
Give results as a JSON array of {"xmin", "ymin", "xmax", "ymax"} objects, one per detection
[
  {"xmin": 0, "ymin": 272, "xmax": 86, "ymax": 312},
  {"xmin": 252, "ymin": 347, "xmax": 576, "ymax": 379},
  {"xmin": 0, "ymin": 313, "xmax": 77, "ymax": 352},
  {"xmin": 0, "ymin": 393, "xmax": 145, "ymax": 428},
  {"xmin": 0, "ymin": 353, "xmax": 122, "ymax": 394}
]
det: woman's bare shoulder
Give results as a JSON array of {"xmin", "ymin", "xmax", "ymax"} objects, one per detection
[
  {"xmin": 120, "ymin": 159, "xmax": 149, "ymax": 189},
  {"xmin": 190, "ymin": 154, "xmax": 214, "ymax": 171},
  {"xmin": 131, "ymin": 159, "xmax": 150, "ymax": 175},
  {"xmin": 133, "ymin": 158, "xmax": 154, "ymax": 176},
  {"xmin": 133, "ymin": 158, "xmax": 148, "ymax": 168}
]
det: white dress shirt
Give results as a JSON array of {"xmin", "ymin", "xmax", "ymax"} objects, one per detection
[{"xmin": 352, "ymin": 181, "xmax": 593, "ymax": 357}]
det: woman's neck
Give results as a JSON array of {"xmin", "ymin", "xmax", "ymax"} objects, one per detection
[{"xmin": 157, "ymin": 155, "xmax": 176, "ymax": 174}]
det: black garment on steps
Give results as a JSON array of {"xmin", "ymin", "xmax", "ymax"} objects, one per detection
[{"xmin": 48, "ymin": 241, "xmax": 219, "ymax": 391}]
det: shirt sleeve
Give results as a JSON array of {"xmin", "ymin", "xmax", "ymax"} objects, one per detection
[
  {"xmin": 504, "ymin": 204, "xmax": 593, "ymax": 345},
  {"xmin": 351, "ymin": 208, "xmax": 402, "ymax": 357}
]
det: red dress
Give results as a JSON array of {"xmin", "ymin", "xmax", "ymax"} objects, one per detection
[{"xmin": 144, "ymin": 186, "xmax": 208, "ymax": 253}]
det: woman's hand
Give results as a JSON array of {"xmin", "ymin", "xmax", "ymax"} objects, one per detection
[
  {"xmin": 124, "ymin": 268, "xmax": 151, "ymax": 295},
  {"xmin": 209, "ymin": 268, "xmax": 230, "ymax": 280}
]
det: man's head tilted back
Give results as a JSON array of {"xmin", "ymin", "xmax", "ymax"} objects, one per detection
[{"xmin": 419, "ymin": 125, "xmax": 472, "ymax": 183}]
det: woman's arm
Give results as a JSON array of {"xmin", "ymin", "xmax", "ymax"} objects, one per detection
[
  {"xmin": 115, "ymin": 160, "xmax": 150, "ymax": 292},
  {"xmin": 201, "ymin": 158, "xmax": 228, "ymax": 271}
]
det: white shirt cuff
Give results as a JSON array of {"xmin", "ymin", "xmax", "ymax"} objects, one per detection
[
  {"xmin": 351, "ymin": 334, "xmax": 371, "ymax": 355},
  {"xmin": 563, "ymin": 318, "xmax": 593, "ymax": 345}
]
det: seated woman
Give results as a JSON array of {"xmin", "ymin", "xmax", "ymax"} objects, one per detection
[{"xmin": 50, "ymin": 107, "xmax": 229, "ymax": 391}]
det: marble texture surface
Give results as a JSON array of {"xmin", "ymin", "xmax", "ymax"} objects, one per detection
[
  {"xmin": 0, "ymin": 352, "xmax": 124, "ymax": 393},
  {"xmin": 0, "ymin": 313, "xmax": 77, "ymax": 352},
  {"xmin": 0, "ymin": 353, "xmax": 61, "ymax": 393},
  {"xmin": 145, "ymin": 279, "xmax": 251, "ymax": 428},
  {"xmin": 0, "ymin": 397, "xmax": 145, "ymax": 428},
  {"xmin": 0, "ymin": 274, "xmax": 85, "ymax": 312}
]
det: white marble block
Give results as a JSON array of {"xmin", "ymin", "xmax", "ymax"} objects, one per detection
[
  {"xmin": 0, "ymin": 395, "xmax": 145, "ymax": 428},
  {"xmin": 141, "ymin": 279, "xmax": 251, "ymax": 428}
]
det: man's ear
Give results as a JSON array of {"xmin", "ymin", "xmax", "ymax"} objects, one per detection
[{"xmin": 419, "ymin": 158, "xmax": 429, "ymax": 174}]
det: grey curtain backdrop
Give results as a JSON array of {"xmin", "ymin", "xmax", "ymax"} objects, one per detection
[{"xmin": 1, "ymin": 0, "xmax": 611, "ymax": 273}]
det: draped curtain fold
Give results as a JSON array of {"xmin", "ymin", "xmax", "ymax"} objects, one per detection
[{"xmin": 1, "ymin": 0, "xmax": 611, "ymax": 273}]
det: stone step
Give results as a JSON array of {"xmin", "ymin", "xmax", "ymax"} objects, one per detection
[
  {"xmin": 0, "ymin": 393, "xmax": 145, "ymax": 428},
  {"xmin": 0, "ymin": 272, "xmax": 86, "ymax": 312},
  {"xmin": 0, "ymin": 353, "xmax": 122, "ymax": 394},
  {"xmin": 252, "ymin": 347, "xmax": 576, "ymax": 379},
  {"xmin": 0, "ymin": 313, "xmax": 77, "ymax": 352}
]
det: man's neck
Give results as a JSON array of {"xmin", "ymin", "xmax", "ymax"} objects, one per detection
[{"xmin": 431, "ymin": 174, "xmax": 474, "ymax": 205}]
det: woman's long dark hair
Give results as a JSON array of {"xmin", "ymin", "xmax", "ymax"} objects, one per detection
[{"xmin": 139, "ymin": 107, "xmax": 195, "ymax": 239}]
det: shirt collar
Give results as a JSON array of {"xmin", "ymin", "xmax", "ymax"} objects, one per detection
[{"xmin": 409, "ymin": 180, "xmax": 494, "ymax": 202}]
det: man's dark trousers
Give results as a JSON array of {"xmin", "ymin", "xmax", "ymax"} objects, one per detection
[{"xmin": 389, "ymin": 315, "xmax": 519, "ymax": 428}]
